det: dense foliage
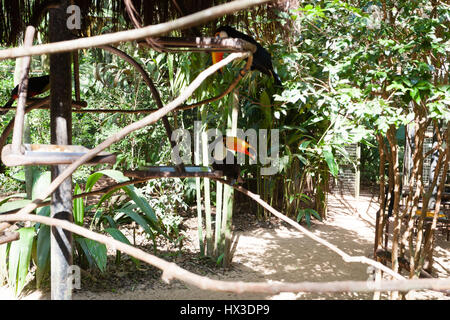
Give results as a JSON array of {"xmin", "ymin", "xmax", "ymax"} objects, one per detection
[{"xmin": 0, "ymin": 0, "xmax": 448, "ymax": 296}]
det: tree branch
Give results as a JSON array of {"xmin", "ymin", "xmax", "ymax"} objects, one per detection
[
  {"xmin": 0, "ymin": 0, "xmax": 272, "ymax": 60},
  {"xmin": 211, "ymin": 178, "xmax": 407, "ymax": 281},
  {"xmin": 1, "ymin": 199, "xmax": 450, "ymax": 294},
  {"xmin": 176, "ymin": 54, "xmax": 253, "ymax": 111}
]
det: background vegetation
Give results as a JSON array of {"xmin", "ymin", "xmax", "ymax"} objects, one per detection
[{"xmin": 0, "ymin": 0, "xmax": 448, "ymax": 297}]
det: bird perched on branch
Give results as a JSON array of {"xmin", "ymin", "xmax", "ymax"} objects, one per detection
[
  {"xmin": 1, "ymin": 75, "xmax": 50, "ymax": 114},
  {"xmin": 211, "ymin": 136, "xmax": 256, "ymax": 185},
  {"xmin": 212, "ymin": 26, "xmax": 282, "ymax": 87}
]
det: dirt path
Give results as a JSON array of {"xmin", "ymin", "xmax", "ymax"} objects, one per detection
[{"xmin": 2, "ymin": 191, "xmax": 449, "ymax": 300}]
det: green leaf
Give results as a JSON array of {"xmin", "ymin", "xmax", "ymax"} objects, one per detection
[
  {"xmin": 323, "ymin": 150, "xmax": 339, "ymax": 177},
  {"xmin": 116, "ymin": 208, "xmax": 153, "ymax": 235},
  {"xmin": 0, "ymin": 199, "xmax": 32, "ymax": 214},
  {"xmin": 85, "ymin": 172, "xmax": 105, "ymax": 192},
  {"xmin": 85, "ymin": 239, "xmax": 107, "ymax": 272},
  {"xmin": 76, "ymin": 237, "xmax": 107, "ymax": 272},
  {"xmin": 32, "ymin": 171, "xmax": 51, "ymax": 217},
  {"xmin": 0, "ymin": 194, "xmax": 27, "ymax": 207},
  {"xmin": 99, "ymin": 169, "xmax": 130, "ymax": 183},
  {"xmin": 296, "ymin": 209, "xmax": 306, "ymax": 223},
  {"xmin": 310, "ymin": 209, "xmax": 322, "ymax": 221},
  {"xmin": 32, "ymin": 171, "xmax": 51, "ymax": 201},
  {"xmin": 98, "ymin": 170, "xmax": 160, "ymax": 230},
  {"xmin": 35, "ymin": 221, "xmax": 50, "ymax": 288},
  {"xmin": 0, "ymin": 242, "xmax": 8, "ymax": 285},
  {"xmin": 124, "ymin": 188, "xmax": 158, "ymax": 224},
  {"xmin": 73, "ymin": 183, "xmax": 84, "ymax": 226},
  {"xmin": 76, "ymin": 237, "xmax": 95, "ymax": 268},
  {"xmin": 216, "ymin": 253, "xmax": 224, "ymax": 266},
  {"xmin": 305, "ymin": 212, "xmax": 311, "ymax": 228},
  {"xmin": 12, "ymin": 171, "xmax": 26, "ymax": 182},
  {"xmin": 104, "ymin": 215, "xmax": 117, "ymax": 229},
  {"xmin": 104, "ymin": 228, "xmax": 140, "ymax": 267},
  {"xmin": 8, "ymin": 227, "xmax": 35, "ymax": 296}
]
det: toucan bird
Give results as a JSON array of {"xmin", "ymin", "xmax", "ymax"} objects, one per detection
[
  {"xmin": 212, "ymin": 26, "xmax": 282, "ymax": 86},
  {"xmin": 211, "ymin": 136, "xmax": 256, "ymax": 184},
  {"xmin": 1, "ymin": 75, "xmax": 50, "ymax": 113}
]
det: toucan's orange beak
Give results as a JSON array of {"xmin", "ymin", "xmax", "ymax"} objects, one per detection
[
  {"xmin": 212, "ymin": 32, "xmax": 224, "ymax": 73},
  {"xmin": 212, "ymin": 52, "xmax": 224, "ymax": 66},
  {"xmin": 224, "ymin": 136, "xmax": 256, "ymax": 160}
]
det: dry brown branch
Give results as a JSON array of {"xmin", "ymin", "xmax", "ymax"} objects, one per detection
[
  {"xmin": 1, "ymin": 107, "xmax": 159, "ymax": 114},
  {"xmin": 123, "ymin": 0, "xmax": 165, "ymax": 52},
  {"xmin": 212, "ymin": 178, "xmax": 406, "ymax": 281},
  {"xmin": 138, "ymin": 37, "xmax": 257, "ymax": 53},
  {"xmin": 0, "ymin": 222, "xmax": 12, "ymax": 232},
  {"xmin": 0, "ymin": 0, "xmax": 271, "ymax": 60},
  {"xmin": 0, "ymin": 231, "xmax": 20, "ymax": 245},
  {"xmin": 176, "ymin": 55, "xmax": 253, "ymax": 111},
  {"xmin": 2, "ymin": 193, "xmax": 450, "ymax": 294},
  {"xmin": 98, "ymin": 44, "xmax": 182, "ymax": 167}
]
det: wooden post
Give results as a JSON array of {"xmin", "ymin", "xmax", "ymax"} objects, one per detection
[{"xmin": 49, "ymin": 1, "xmax": 73, "ymax": 300}]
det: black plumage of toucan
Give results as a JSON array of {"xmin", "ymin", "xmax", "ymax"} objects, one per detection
[
  {"xmin": 211, "ymin": 136, "xmax": 256, "ymax": 185},
  {"xmin": 1, "ymin": 75, "xmax": 50, "ymax": 113},
  {"xmin": 212, "ymin": 26, "xmax": 282, "ymax": 87}
]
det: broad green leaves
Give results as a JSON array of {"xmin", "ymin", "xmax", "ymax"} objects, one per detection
[{"xmin": 8, "ymin": 228, "xmax": 35, "ymax": 296}]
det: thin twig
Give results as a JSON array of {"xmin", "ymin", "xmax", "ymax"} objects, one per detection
[{"xmin": 0, "ymin": 231, "xmax": 20, "ymax": 245}]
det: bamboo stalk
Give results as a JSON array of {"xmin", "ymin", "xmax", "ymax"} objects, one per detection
[
  {"xmin": 214, "ymin": 180, "xmax": 223, "ymax": 256},
  {"xmin": 194, "ymin": 111, "xmax": 204, "ymax": 256},
  {"xmin": 222, "ymin": 89, "xmax": 239, "ymax": 267},
  {"xmin": 256, "ymin": 166, "xmax": 262, "ymax": 219},
  {"xmin": 201, "ymin": 106, "xmax": 213, "ymax": 256}
]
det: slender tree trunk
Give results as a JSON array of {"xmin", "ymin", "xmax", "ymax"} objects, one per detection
[{"xmin": 386, "ymin": 126, "xmax": 401, "ymax": 299}]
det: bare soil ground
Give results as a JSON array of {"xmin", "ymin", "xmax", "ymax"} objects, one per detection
[{"xmin": 1, "ymin": 189, "xmax": 449, "ymax": 300}]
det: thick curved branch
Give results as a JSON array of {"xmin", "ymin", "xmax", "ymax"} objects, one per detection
[{"xmin": 98, "ymin": 44, "xmax": 180, "ymax": 163}]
